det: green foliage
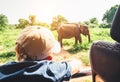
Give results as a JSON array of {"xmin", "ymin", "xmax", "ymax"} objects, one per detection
[
  {"xmin": 51, "ymin": 15, "xmax": 68, "ymax": 30},
  {"xmin": 81, "ymin": 17, "xmax": 99, "ymax": 28},
  {"xmin": 89, "ymin": 23, "xmax": 99, "ymax": 28},
  {"xmin": 0, "ymin": 14, "xmax": 8, "ymax": 30},
  {"xmin": 0, "ymin": 24, "xmax": 115, "ymax": 65},
  {"xmin": 16, "ymin": 18, "xmax": 29, "ymax": 28},
  {"xmin": 0, "ymin": 51, "xmax": 16, "ymax": 63},
  {"xmin": 80, "ymin": 53, "xmax": 90, "ymax": 66},
  {"xmin": 37, "ymin": 22, "xmax": 50, "ymax": 28},
  {"xmin": 99, "ymin": 23, "xmax": 109, "ymax": 28},
  {"xmin": 0, "ymin": 28, "xmax": 22, "ymax": 51},
  {"xmin": 0, "ymin": 28, "xmax": 22, "ymax": 63},
  {"xmin": 89, "ymin": 17, "xmax": 99, "ymax": 25},
  {"xmin": 0, "ymin": 51, "xmax": 15, "ymax": 58},
  {"xmin": 16, "ymin": 15, "xmax": 50, "ymax": 29},
  {"xmin": 29, "ymin": 15, "xmax": 37, "ymax": 26},
  {"xmin": 102, "ymin": 4, "xmax": 119, "ymax": 27},
  {"xmin": 8, "ymin": 24, "xmax": 17, "ymax": 29}
]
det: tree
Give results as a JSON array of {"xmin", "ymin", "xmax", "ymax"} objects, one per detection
[
  {"xmin": 89, "ymin": 17, "xmax": 99, "ymax": 28},
  {"xmin": 82, "ymin": 17, "xmax": 99, "ymax": 28},
  {"xmin": 29, "ymin": 15, "xmax": 37, "ymax": 26},
  {"xmin": 0, "ymin": 14, "xmax": 8, "ymax": 30},
  {"xmin": 17, "ymin": 18, "xmax": 29, "ymax": 28},
  {"xmin": 51, "ymin": 15, "xmax": 68, "ymax": 30},
  {"xmin": 89, "ymin": 17, "xmax": 98, "ymax": 25},
  {"xmin": 102, "ymin": 4, "xmax": 119, "ymax": 27}
]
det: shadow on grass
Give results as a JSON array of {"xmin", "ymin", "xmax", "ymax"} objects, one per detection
[
  {"xmin": 0, "ymin": 51, "xmax": 15, "ymax": 58},
  {"xmin": 67, "ymin": 44, "xmax": 89, "ymax": 54}
]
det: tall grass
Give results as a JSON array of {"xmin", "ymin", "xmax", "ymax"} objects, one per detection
[{"xmin": 0, "ymin": 27, "xmax": 114, "ymax": 64}]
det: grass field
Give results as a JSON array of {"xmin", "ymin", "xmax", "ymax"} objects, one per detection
[{"xmin": 0, "ymin": 27, "xmax": 114, "ymax": 65}]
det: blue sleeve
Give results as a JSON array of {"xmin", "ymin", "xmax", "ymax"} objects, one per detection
[{"xmin": 0, "ymin": 60, "xmax": 72, "ymax": 82}]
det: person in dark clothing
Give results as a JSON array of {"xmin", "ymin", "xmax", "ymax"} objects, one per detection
[
  {"xmin": 0, "ymin": 60, "xmax": 72, "ymax": 82},
  {"xmin": 110, "ymin": 5, "xmax": 120, "ymax": 42},
  {"xmin": 90, "ymin": 5, "xmax": 120, "ymax": 82},
  {"xmin": 0, "ymin": 26, "xmax": 82, "ymax": 82}
]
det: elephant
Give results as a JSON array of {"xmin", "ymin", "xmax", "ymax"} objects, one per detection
[
  {"xmin": 57, "ymin": 23, "xmax": 82, "ymax": 47},
  {"xmin": 79, "ymin": 25, "xmax": 90, "ymax": 42},
  {"xmin": 57, "ymin": 23, "xmax": 91, "ymax": 47}
]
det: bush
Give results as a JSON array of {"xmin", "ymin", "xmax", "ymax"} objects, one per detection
[{"xmin": 99, "ymin": 23, "xmax": 109, "ymax": 28}]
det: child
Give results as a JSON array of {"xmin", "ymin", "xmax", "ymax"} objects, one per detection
[{"xmin": 0, "ymin": 26, "xmax": 82, "ymax": 82}]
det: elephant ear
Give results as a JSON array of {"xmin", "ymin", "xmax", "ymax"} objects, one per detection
[{"xmin": 80, "ymin": 25, "xmax": 89, "ymax": 36}]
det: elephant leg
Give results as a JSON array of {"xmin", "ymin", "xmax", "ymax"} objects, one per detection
[
  {"xmin": 75, "ymin": 36, "xmax": 78, "ymax": 44},
  {"xmin": 60, "ymin": 40, "xmax": 62, "ymax": 47},
  {"xmin": 88, "ymin": 33, "xmax": 90, "ymax": 42},
  {"xmin": 79, "ymin": 34, "xmax": 82, "ymax": 44},
  {"xmin": 58, "ymin": 36, "xmax": 62, "ymax": 47}
]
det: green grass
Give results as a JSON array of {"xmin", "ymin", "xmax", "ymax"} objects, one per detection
[
  {"xmin": 0, "ymin": 28, "xmax": 22, "ymax": 63},
  {"xmin": 0, "ymin": 27, "xmax": 115, "ymax": 64},
  {"xmin": 52, "ymin": 27, "xmax": 114, "ymax": 66}
]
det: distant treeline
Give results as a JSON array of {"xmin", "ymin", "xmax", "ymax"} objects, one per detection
[{"xmin": 0, "ymin": 4, "xmax": 119, "ymax": 31}]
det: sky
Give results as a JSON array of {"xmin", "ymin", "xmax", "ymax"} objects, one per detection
[{"xmin": 0, "ymin": 0, "xmax": 119, "ymax": 24}]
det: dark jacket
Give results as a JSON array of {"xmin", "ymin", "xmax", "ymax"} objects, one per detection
[{"xmin": 0, "ymin": 60, "xmax": 72, "ymax": 82}]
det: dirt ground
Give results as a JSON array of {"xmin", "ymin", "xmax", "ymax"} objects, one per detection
[
  {"xmin": 53, "ymin": 47, "xmax": 104, "ymax": 82},
  {"xmin": 70, "ymin": 76, "xmax": 92, "ymax": 82},
  {"xmin": 52, "ymin": 47, "xmax": 90, "ymax": 82}
]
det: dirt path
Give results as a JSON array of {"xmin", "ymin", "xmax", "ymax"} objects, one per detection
[
  {"xmin": 70, "ymin": 75, "xmax": 92, "ymax": 82},
  {"xmin": 70, "ymin": 75, "xmax": 103, "ymax": 82},
  {"xmin": 53, "ymin": 48, "xmax": 93, "ymax": 82}
]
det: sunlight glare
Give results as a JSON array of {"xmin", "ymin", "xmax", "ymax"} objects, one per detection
[{"xmin": 28, "ymin": 1, "xmax": 57, "ymax": 24}]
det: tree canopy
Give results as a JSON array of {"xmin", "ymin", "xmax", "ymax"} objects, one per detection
[
  {"xmin": 102, "ymin": 5, "xmax": 119, "ymax": 27},
  {"xmin": 51, "ymin": 15, "xmax": 68, "ymax": 30},
  {"xmin": 0, "ymin": 14, "xmax": 8, "ymax": 30},
  {"xmin": 0, "ymin": 4, "xmax": 119, "ymax": 30},
  {"xmin": 16, "ymin": 18, "xmax": 29, "ymax": 28}
]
